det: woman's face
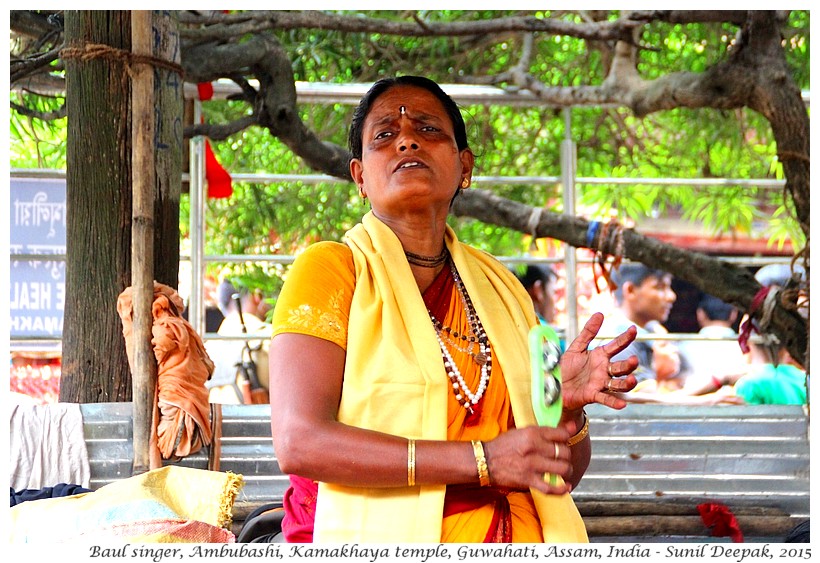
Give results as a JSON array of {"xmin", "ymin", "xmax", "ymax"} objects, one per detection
[{"xmin": 350, "ymin": 85, "xmax": 474, "ymax": 216}]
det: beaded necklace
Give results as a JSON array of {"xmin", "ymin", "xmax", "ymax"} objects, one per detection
[
  {"xmin": 405, "ymin": 247, "xmax": 449, "ymax": 268},
  {"xmin": 428, "ymin": 260, "xmax": 493, "ymax": 415}
]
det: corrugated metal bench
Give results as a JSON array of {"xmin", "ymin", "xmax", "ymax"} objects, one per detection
[
  {"xmin": 575, "ymin": 403, "xmax": 809, "ymax": 543},
  {"xmin": 80, "ymin": 402, "xmax": 809, "ymax": 542},
  {"xmin": 81, "ymin": 402, "xmax": 288, "ymax": 522}
]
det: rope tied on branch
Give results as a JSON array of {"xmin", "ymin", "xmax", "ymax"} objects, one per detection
[
  {"xmin": 588, "ymin": 219, "xmax": 625, "ymax": 293},
  {"xmin": 782, "ymin": 249, "xmax": 810, "ymax": 316},
  {"xmin": 737, "ymin": 286, "xmax": 772, "ymax": 354},
  {"xmin": 526, "ymin": 206, "xmax": 544, "ymax": 251}
]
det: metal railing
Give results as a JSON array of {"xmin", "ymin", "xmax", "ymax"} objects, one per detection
[
  {"xmin": 11, "ymin": 77, "xmax": 802, "ymax": 347},
  {"xmin": 10, "ymin": 166, "xmax": 792, "ymax": 348}
]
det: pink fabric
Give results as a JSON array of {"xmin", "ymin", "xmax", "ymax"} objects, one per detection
[
  {"xmin": 281, "ymin": 475, "xmax": 318, "ymax": 543},
  {"xmin": 94, "ymin": 518, "xmax": 235, "ymax": 542}
]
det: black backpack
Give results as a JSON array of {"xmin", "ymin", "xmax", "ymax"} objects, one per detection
[{"xmin": 236, "ymin": 502, "xmax": 286, "ymax": 543}]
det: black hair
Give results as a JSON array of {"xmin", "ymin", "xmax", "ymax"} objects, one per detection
[
  {"xmin": 697, "ymin": 294, "xmax": 735, "ymax": 322},
  {"xmin": 347, "ymin": 75, "xmax": 469, "ymax": 162},
  {"xmin": 516, "ymin": 264, "xmax": 556, "ymax": 290},
  {"xmin": 611, "ymin": 263, "xmax": 669, "ymax": 303},
  {"xmin": 216, "ymin": 279, "xmax": 251, "ymax": 316},
  {"xmin": 784, "ymin": 519, "xmax": 810, "ymax": 543},
  {"xmin": 216, "ymin": 279, "xmax": 236, "ymax": 315}
]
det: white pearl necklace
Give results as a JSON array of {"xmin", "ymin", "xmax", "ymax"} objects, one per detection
[{"xmin": 429, "ymin": 261, "xmax": 492, "ymax": 415}]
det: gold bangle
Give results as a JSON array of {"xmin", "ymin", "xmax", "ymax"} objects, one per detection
[
  {"xmin": 407, "ymin": 439, "xmax": 416, "ymax": 487},
  {"xmin": 566, "ymin": 412, "xmax": 589, "ymax": 447},
  {"xmin": 471, "ymin": 440, "xmax": 491, "ymax": 487}
]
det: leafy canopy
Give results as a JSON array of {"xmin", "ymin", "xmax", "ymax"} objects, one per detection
[{"xmin": 10, "ymin": 11, "xmax": 809, "ymax": 296}]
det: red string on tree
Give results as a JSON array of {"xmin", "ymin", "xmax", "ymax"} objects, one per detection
[{"xmin": 737, "ymin": 287, "xmax": 771, "ymax": 354}]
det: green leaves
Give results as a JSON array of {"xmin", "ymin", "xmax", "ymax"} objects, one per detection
[
  {"xmin": 9, "ymin": 94, "xmax": 67, "ymax": 169},
  {"xmin": 10, "ymin": 10, "xmax": 809, "ymax": 287}
]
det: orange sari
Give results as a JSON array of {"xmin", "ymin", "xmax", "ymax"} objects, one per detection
[{"xmin": 273, "ymin": 241, "xmax": 542, "ymax": 542}]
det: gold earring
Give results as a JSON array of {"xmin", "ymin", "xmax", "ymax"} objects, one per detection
[{"xmin": 461, "ymin": 178, "xmax": 470, "ymax": 189}]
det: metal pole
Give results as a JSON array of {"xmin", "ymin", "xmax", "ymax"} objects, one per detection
[
  {"xmin": 561, "ymin": 107, "xmax": 579, "ymax": 343},
  {"xmin": 188, "ymin": 102, "xmax": 206, "ymax": 336}
]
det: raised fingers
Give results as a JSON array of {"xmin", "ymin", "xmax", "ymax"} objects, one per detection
[
  {"xmin": 565, "ymin": 312, "xmax": 604, "ymax": 353},
  {"xmin": 599, "ymin": 324, "xmax": 638, "ymax": 357},
  {"xmin": 607, "ymin": 356, "xmax": 639, "ymax": 379}
]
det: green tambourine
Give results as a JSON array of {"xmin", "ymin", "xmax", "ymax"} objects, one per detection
[
  {"xmin": 529, "ymin": 324, "xmax": 564, "ymax": 486},
  {"xmin": 529, "ymin": 324, "xmax": 563, "ymax": 426}
]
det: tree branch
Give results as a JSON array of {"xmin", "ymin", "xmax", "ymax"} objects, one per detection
[
  {"xmin": 629, "ymin": 10, "xmax": 790, "ymax": 27},
  {"xmin": 185, "ymin": 115, "xmax": 258, "ymax": 140},
  {"xmin": 182, "ymin": 32, "xmax": 352, "ymax": 178},
  {"xmin": 10, "ymin": 10, "xmax": 63, "ymax": 40},
  {"xmin": 452, "ymin": 189, "xmax": 807, "ymax": 365},
  {"xmin": 178, "ymin": 10, "xmax": 643, "ymax": 44},
  {"xmin": 10, "ymin": 99, "xmax": 66, "ymax": 120},
  {"xmin": 10, "ymin": 44, "xmax": 63, "ymax": 83}
]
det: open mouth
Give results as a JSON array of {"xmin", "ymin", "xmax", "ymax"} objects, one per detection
[{"xmin": 394, "ymin": 159, "xmax": 427, "ymax": 172}]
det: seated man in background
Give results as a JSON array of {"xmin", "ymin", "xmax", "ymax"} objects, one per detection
[
  {"xmin": 678, "ymin": 294, "xmax": 747, "ymax": 394},
  {"xmin": 596, "ymin": 262, "xmax": 682, "ymax": 392},
  {"xmin": 205, "ymin": 279, "xmax": 271, "ymax": 404},
  {"xmin": 622, "ymin": 264, "xmax": 807, "ymax": 405}
]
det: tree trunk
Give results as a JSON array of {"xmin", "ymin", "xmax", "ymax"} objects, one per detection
[
  {"xmin": 62, "ymin": 11, "xmax": 133, "ymax": 403},
  {"xmin": 152, "ymin": 14, "xmax": 183, "ymax": 288},
  {"xmin": 61, "ymin": 11, "xmax": 182, "ymax": 403}
]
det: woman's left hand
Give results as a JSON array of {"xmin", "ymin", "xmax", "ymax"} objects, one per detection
[{"xmin": 559, "ymin": 312, "xmax": 639, "ymax": 411}]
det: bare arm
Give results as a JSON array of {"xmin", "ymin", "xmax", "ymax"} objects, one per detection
[
  {"xmin": 653, "ymin": 340, "xmax": 681, "ymax": 381},
  {"xmin": 269, "ymin": 332, "xmax": 576, "ymax": 494},
  {"xmin": 558, "ymin": 407, "xmax": 589, "ymax": 489}
]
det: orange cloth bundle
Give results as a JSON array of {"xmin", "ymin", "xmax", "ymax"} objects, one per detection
[{"xmin": 117, "ymin": 282, "xmax": 214, "ymax": 463}]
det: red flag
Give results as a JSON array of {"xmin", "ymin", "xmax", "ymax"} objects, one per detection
[
  {"xmin": 195, "ymin": 81, "xmax": 231, "ymax": 197},
  {"xmin": 197, "ymin": 82, "xmax": 214, "ymax": 101},
  {"xmin": 204, "ymin": 139, "xmax": 232, "ymax": 199}
]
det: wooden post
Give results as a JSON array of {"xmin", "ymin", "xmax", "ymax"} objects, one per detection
[{"xmin": 130, "ymin": 10, "xmax": 157, "ymax": 474}]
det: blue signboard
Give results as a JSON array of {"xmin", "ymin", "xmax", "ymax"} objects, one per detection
[{"xmin": 10, "ymin": 177, "xmax": 67, "ymax": 338}]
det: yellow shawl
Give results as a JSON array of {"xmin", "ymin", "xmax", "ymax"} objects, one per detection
[{"xmin": 313, "ymin": 211, "xmax": 587, "ymax": 543}]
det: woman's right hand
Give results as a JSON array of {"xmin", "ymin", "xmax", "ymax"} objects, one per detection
[{"xmin": 483, "ymin": 425, "xmax": 574, "ymax": 495}]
